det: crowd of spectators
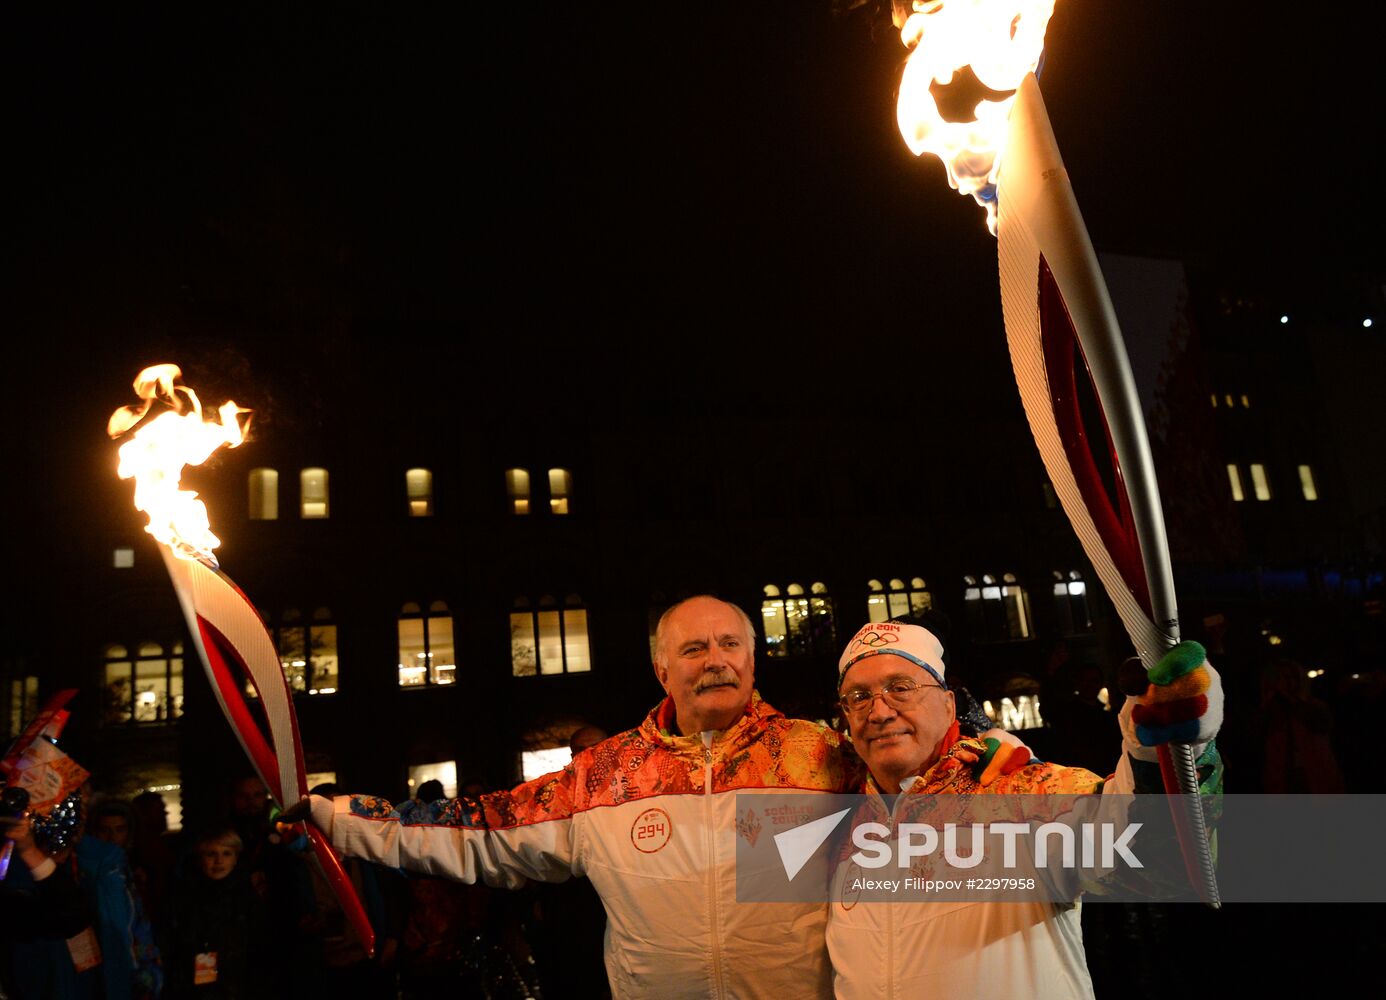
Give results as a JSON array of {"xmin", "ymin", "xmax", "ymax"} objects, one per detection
[{"xmin": 4, "ymin": 605, "xmax": 1381, "ymax": 999}]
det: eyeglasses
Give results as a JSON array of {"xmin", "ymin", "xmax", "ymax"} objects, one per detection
[{"xmin": 839, "ymin": 679, "xmax": 944, "ymax": 717}]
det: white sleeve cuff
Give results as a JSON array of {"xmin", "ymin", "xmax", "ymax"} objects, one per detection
[{"xmin": 309, "ymin": 794, "xmax": 337, "ymax": 837}]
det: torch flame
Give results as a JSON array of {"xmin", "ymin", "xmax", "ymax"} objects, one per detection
[
  {"xmin": 894, "ymin": 0, "xmax": 1056, "ymax": 233},
  {"xmin": 108, "ymin": 364, "xmax": 250, "ymax": 566}
]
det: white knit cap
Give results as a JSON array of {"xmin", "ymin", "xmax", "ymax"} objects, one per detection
[{"xmin": 837, "ymin": 621, "xmax": 946, "ymax": 686}]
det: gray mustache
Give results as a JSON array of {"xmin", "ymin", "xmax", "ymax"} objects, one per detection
[{"xmin": 694, "ymin": 669, "xmax": 739, "ymax": 693}]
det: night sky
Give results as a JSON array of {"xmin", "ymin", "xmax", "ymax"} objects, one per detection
[{"xmin": 7, "ymin": 1, "xmax": 1383, "ymax": 439}]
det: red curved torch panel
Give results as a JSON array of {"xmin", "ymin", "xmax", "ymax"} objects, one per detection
[{"xmin": 1038, "ymin": 256, "xmax": 1152, "ymax": 618}]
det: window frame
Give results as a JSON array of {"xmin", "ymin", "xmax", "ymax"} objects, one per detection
[
  {"xmin": 761, "ymin": 582, "xmax": 837, "ymax": 658},
  {"xmin": 963, "ymin": 572, "xmax": 1033, "ymax": 642},
  {"xmin": 511, "ymin": 595, "xmax": 592, "ymax": 676},
  {"xmin": 397, "ymin": 600, "xmax": 457, "ymax": 688},
  {"xmin": 102, "ymin": 641, "xmax": 185, "ymax": 726}
]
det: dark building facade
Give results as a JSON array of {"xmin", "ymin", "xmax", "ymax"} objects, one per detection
[{"xmin": 4, "ymin": 259, "xmax": 1382, "ymax": 827}]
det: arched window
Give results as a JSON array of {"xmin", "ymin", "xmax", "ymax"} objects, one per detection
[
  {"xmin": 548, "ymin": 468, "xmax": 572, "ymax": 515},
  {"xmin": 406, "ymin": 468, "xmax": 433, "ymax": 517},
  {"xmin": 1053, "ymin": 570, "xmax": 1092, "ymax": 635},
  {"xmin": 511, "ymin": 595, "xmax": 591, "ymax": 676},
  {"xmin": 103, "ymin": 641, "xmax": 184, "ymax": 726},
  {"xmin": 300, "ymin": 468, "xmax": 329, "ymax": 518},
  {"xmin": 1001, "ymin": 574, "xmax": 1032, "ymax": 639},
  {"xmin": 762, "ymin": 582, "xmax": 836, "ymax": 657},
  {"xmin": 249, "ymin": 468, "xmax": 279, "ymax": 520},
  {"xmin": 506, "ymin": 468, "xmax": 531, "ymax": 515},
  {"xmin": 761, "ymin": 585, "xmax": 787, "ymax": 655},
  {"xmin": 865, "ymin": 577, "xmax": 931, "ymax": 623},
  {"xmin": 398, "ymin": 601, "xmax": 456, "ymax": 687},
  {"xmin": 963, "ymin": 573, "xmax": 1032, "ymax": 641}
]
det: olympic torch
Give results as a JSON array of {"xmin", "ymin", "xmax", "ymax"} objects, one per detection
[
  {"xmin": 108, "ymin": 364, "xmax": 377, "ymax": 952},
  {"xmin": 889, "ymin": 0, "xmax": 1219, "ymax": 904}
]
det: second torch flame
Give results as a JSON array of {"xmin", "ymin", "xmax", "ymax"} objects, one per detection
[
  {"xmin": 894, "ymin": 0, "xmax": 1056, "ymax": 233},
  {"xmin": 108, "ymin": 364, "xmax": 250, "ymax": 567}
]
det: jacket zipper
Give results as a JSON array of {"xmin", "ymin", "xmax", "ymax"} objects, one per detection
[
  {"xmin": 885, "ymin": 777, "xmax": 920, "ymax": 1000},
  {"xmin": 703, "ymin": 730, "xmax": 724, "ymax": 998}
]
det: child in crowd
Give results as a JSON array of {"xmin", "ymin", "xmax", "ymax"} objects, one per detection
[{"xmin": 169, "ymin": 829, "xmax": 267, "ymax": 998}]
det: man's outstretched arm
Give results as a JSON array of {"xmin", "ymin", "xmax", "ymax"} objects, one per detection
[{"xmin": 280, "ymin": 768, "xmax": 584, "ymax": 889}]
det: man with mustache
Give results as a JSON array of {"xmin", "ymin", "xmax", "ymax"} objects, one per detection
[
  {"xmin": 825, "ymin": 621, "xmax": 1223, "ymax": 999},
  {"xmin": 288, "ymin": 598, "xmax": 1033, "ymax": 997},
  {"xmin": 287, "ymin": 595, "xmax": 853, "ymax": 998}
]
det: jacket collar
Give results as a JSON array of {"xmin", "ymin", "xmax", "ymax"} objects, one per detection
[{"xmin": 641, "ymin": 690, "xmax": 779, "ymax": 753}]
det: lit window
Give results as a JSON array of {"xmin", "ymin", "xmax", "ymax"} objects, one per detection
[
  {"xmin": 1224, "ymin": 394, "xmax": 1234, "ymax": 408},
  {"xmin": 406, "ymin": 468, "xmax": 433, "ymax": 517},
  {"xmin": 257, "ymin": 606, "xmax": 338, "ymax": 694},
  {"xmin": 7, "ymin": 676, "xmax": 39, "ymax": 740},
  {"xmin": 103, "ymin": 641, "xmax": 184, "ymax": 726},
  {"xmin": 983, "ymin": 694, "xmax": 1045, "ymax": 730},
  {"xmin": 1250, "ymin": 463, "xmax": 1272, "ymax": 501},
  {"xmin": 506, "ymin": 468, "xmax": 531, "ymax": 515},
  {"xmin": 963, "ymin": 573, "xmax": 1031, "ymax": 641},
  {"xmin": 522, "ymin": 747, "xmax": 572, "ymax": 782},
  {"xmin": 887, "ymin": 579, "xmax": 910, "ymax": 618},
  {"xmin": 808, "ymin": 582, "xmax": 837, "ymax": 652},
  {"xmin": 304, "ymin": 771, "xmax": 338, "ymax": 792},
  {"xmin": 249, "ymin": 468, "xmax": 279, "ymax": 520},
  {"xmin": 866, "ymin": 578, "xmax": 932, "ymax": 622},
  {"xmin": 113, "ymin": 548, "xmax": 135, "ymax": 568},
  {"xmin": 511, "ymin": 595, "xmax": 591, "ymax": 676},
  {"xmin": 1227, "ymin": 465, "xmax": 1245, "ymax": 502},
  {"xmin": 407, "ymin": 760, "xmax": 457, "ymax": 799},
  {"xmin": 300, "ymin": 468, "xmax": 329, "ymax": 518},
  {"xmin": 1053, "ymin": 570, "xmax": 1092, "ymax": 634},
  {"xmin": 398, "ymin": 601, "xmax": 456, "ymax": 687},
  {"xmin": 135, "ymin": 643, "xmax": 178, "ymax": 724},
  {"xmin": 103, "ymin": 644, "xmax": 132, "ymax": 724},
  {"xmin": 1210, "ymin": 394, "xmax": 1218, "ymax": 408},
  {"xmin": 761, "ymin": 585, "xmax": 786, "ymax": 653},
  {"xmin": 1041, "ymin": 481, "xmax": 1058, "ymax": 510},
  {"xmin": 1241, "ymin": 394, "xmax": 1250, "ymax": 408},
  {"xmin": 548, "ymin": 468, "xmax": 572, "ymax": 515},
  {"xmin": 309, "ymin": 608, "xmax": 338, "ymax": 693},
  {"xmin": 1298, "ymin": 465, "xmax": 1318, "ymax": 501},
  {"xmin": 277, "ymin": 608, "xmax": 306, "ymax": 691},
  {"xmin": 1001, "ymin": 574, "xmax": 1032, "ymax": 639},
  {"xmin": 762, "ymin": 582, "xmax": 836, "ymax": 656},
  {"xmin": 866, "ymin": 580, "xmax": 887, "ymax": 623}
]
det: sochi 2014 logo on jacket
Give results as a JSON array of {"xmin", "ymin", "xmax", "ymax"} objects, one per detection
[{"xmin": 631, "ymin": 807, "xmax": 672, "ymax": 853}]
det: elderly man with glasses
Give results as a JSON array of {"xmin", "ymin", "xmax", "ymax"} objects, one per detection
[
  {"xmin": 286, "ymin": 597, "xmax": 1041, "ymax": 998},
  {"xmin": 825, "ymin": 620, "xmax": 1224, "ymax": 1000}
]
